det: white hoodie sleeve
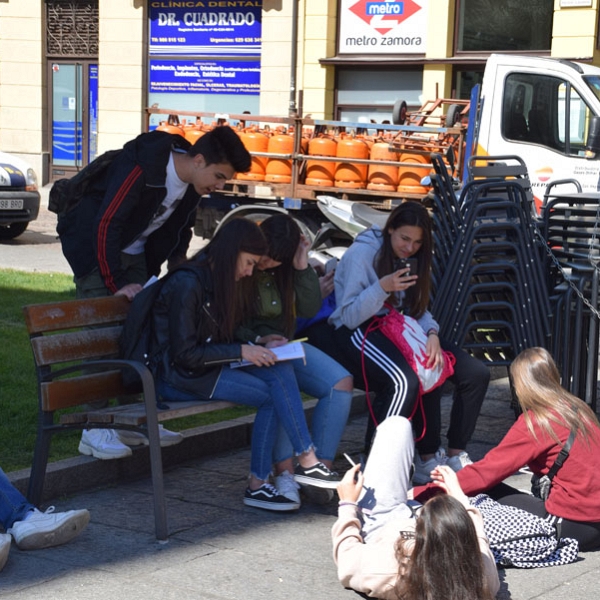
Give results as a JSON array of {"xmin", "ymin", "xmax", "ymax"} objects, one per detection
[{"xmin": 329, "ymin": 229, "xmax": 389, "ymax": 331}]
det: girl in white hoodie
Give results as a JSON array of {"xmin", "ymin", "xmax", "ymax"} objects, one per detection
[{"xmin": 326, "ymin": 201, "xmax": 490, "ymax": 483}]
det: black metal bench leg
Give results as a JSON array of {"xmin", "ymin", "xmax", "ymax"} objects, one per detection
[
  {"xmin": 27, "ymin": 414, "xmax": 53, "ymax": 505},
  {"xmin": 139, "ymin": 371, "xmax": 168, "ymax": 542}
]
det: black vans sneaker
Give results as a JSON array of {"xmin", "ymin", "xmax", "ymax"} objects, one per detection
[
  {"xmin": 294, "ymin": 462, "xmax": 340, "ymax": 489},
  {"xmin": 243, "ymin": 483, "xmax": 300, "ymax": 511}
]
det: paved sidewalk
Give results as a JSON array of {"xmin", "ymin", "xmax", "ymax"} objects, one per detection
[
  {"xmin": 0, "ymin": 184, "xmax": 207, "ymax": 275},
  {"xmin": 1, "ymin": 376, "xmax": 599, "ymax": 599}
]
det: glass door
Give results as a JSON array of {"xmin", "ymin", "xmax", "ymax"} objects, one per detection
[{"xmin": 49, "ymin": 60, "xmax": 98, "ymax": 179}]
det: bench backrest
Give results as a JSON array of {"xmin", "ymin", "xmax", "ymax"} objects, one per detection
[{"xmin": 23, "ymin": 295, "xmax": 134, "ymax": 413}]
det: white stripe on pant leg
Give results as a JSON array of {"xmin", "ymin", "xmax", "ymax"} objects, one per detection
[{"xmin": 350, "ymin": 329, "xmax": 411, "ymax": 418}]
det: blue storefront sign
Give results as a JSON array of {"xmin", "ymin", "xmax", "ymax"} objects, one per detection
[
  {"xmin": 149, "ymin": 1, "xmax": 262, "ymax": 56},
  {"xmin": 88, "ymin": 65, "xmax": 98, "ymax": 162},
  {"xmin": 150, "ymin": 58, "xmax": 260, "ymax": 94}
]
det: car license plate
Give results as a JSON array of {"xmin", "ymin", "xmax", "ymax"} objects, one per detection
[{"xmin": 0, "ymin": 199, "xmax": 23, "ymax": 210}]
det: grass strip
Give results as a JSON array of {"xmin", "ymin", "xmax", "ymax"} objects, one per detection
[{"xmin": 0, "ymin": 269, "xmax": 255, "ymax": 472}]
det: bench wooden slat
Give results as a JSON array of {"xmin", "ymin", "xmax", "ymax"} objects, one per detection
[
  {"xmin": 31, "ymin": 326, "xmax": 122, "ymax": 366},
  {"xmin": 23, "ymin": 295, "xmax": 130, "ymax": 334},
  {"xmin": 58, "ymin": 400, "xmax": 148, "ymax": 424},
  {"xmin": 111, "ymin": 400, "xmax": 237, "ymax": 425},
  {"xmin": 41, "ymin": 370, "xmax": 131, "ymax": 412},
  {"xmin": 58, "ymin": 400, "xmax": 238, "ymax": 426},
  {"xmin": 59, "ymin": 412, "xmax": 93, "ymax": 425}
]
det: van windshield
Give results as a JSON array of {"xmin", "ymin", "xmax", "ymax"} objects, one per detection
[{"xmin": 583, "ymin": 76, "xmax": 600, "ymax": 104}]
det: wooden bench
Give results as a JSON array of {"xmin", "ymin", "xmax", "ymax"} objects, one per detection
[{"xmin": 23, "ymin": 295, "xmax": 236, "ymax": 541}]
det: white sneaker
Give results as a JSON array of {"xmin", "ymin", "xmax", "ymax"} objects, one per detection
[
  {"xmin": 446, "ymin": 451, "xmax": 473, "ymax": 472},
  {"xmin": 117, "ymin": 425, "xmax": 184, "ymax": 448},
  {"xmin": 8, "ymin": 507, "xmax": 90, "ymax": 551},
  {"xmin": 0, "ymin": 533, "xmax": 10, "ymax": 571},
  {"xmin": 412, "ymin": 448, "xmax": 447, "ymax": 485},
  {"xmin": 78, "ymin": 429, "xmax": 132, "ymax": 460},
  {"xmin": 274, "ymin": 470, "xmax": 301, "ymax": 504}
]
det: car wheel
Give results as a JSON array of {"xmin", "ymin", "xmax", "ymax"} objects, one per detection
[{"xmin": 0, "ymin": 221, "xmax": 28, "ymax": 240}]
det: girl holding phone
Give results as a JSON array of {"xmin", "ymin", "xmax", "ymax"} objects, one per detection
[{"xmin": 324, "ymin": 201, "xmax": 490, "ymax": 484}]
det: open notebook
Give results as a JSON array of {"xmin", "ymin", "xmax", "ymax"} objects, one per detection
[{"xmin": 230, "ymin": 341, "xmax": 306, "ymax": 368}]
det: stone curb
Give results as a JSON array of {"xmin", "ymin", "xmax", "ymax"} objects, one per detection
[{"xmin": 8, "ymin": 393, "xmax": 368, "ymax": 501}]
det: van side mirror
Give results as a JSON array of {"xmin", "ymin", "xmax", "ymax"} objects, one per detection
[{"xmin": 585, "ymin": 116, "xmax": 600, "ymax": 157}]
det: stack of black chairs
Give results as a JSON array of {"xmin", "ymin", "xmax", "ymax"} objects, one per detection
[
  {"xmin": 429, "ymin": 152, "xmax": 599, "ymax": 412},
  {"xmin": 540, "ymin": 188, "xmax": 599, "ymax": 411},
  {"xmin": 429, "ymin": 154, "xmax": 550, "ymax": 367}
]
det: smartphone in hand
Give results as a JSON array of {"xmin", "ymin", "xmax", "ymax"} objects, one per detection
[{"xmin": 395, "ymin": 257, "xmax": 418, "ymax": 276}]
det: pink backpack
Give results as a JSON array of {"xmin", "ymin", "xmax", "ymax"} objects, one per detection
[{"xmin": 361, "ymin": 305, "xmax": 455, "ymax": 439}]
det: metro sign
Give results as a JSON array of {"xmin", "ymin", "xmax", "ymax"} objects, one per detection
[{"xmin": 349, "ymin": 0, "xmax": 422, "ymax": 35}]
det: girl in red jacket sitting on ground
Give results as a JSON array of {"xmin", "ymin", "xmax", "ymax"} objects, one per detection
[{"xmin": 415, "ymin": 346, "xmax": 600, "ymax": 551}]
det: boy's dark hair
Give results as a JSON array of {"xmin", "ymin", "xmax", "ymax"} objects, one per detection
[{"xmin": 188, "ymin": 125, "xmax": 251, "ymax": 173}]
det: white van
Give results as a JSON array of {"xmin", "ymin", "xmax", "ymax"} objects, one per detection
[{"xmin": 476, "ymin": 54, "xmax": 600, "ymax": 208}]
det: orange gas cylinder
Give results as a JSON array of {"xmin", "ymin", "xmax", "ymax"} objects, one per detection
[
  {"xmin": 335, "ymin": 134, "xmax": 369, "ymax": 189},
  {"xmin": 300, "ymin": 136, "xmax": 309, "ymax": 155},
  {"xmin": 397, "ymin": 151, "xmax": 430, "ymax": 194},
  {"xmin": 156, "ymin": 115, "xmax": 185, "ymax": 138},
  {"xmin": 300, "ymin": 128, "xmax": 310, "ymax": 154},
  {"xmin": 236, "ymin": 128, "xmax": 269, "ymax": 181},
  {"xmin": 305, "ymin": 135, "xmax": 337, "ymax": 187},
  {"xmin": 265, "ymin": 130, "xmax": 294, "ymax": 183},
  {"xmin": 367, "ymin": 139, "xmax": 399, "ymax": 191},
  {"xmin": 183, "ymin": 123, "xmax": 206, "ymax": 145}
]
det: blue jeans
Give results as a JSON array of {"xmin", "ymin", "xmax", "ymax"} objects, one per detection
[
  {"xmin": 0, "ymin": 467, "xmax": 34, "ymax": 530},
  {"xmin": 274, "ymin": 343, "xmax": 353, "ymax": 463},
  {"xmin": 159, "ymin": 361, "xmax": 314, "ymax": 482}
]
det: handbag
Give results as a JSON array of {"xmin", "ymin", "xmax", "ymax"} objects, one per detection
[
  {"xmin": 369, "ymin": 304, "xmax": 455, "ymax": 394},
  {"xmin": 360, "ymin": 305, "xmax": 455, "ymax": 439},
  {"xmin": 470, "ymin": 494, "xmax": 579, "ymax": 568},
  {"xmin": 530, "ymin": 429, "xmax": 576, "ymax": 500}
]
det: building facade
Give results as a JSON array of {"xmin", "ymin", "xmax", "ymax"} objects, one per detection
[{"xmin": 0, "ymin": 0, "xmax": 598, "ymax": 184}]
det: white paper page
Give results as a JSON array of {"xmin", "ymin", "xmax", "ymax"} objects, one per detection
[{"xmin": 230, "ymin": 341, "xmax": 305, "ymax": 369}]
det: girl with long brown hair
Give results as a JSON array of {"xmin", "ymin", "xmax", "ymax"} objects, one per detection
[
  {"xmin": 325, "ymin": 201, "xmax": 490, "ymax": 483},
  {"xmin": 416, "ymin": 346, "xmax": 600, "ymax": 551},
  {"xmin": 146, "ymin": 218, "xmax": 340, "ymax": 511},
  {"xmin": 236, "ymin": 214, "xmax": 354, "ymax": 506},
  {"xmin": 332, "ymin": 415, "xmax": 499, "ymax": 599}
]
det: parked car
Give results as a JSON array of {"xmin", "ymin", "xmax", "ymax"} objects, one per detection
[{"xmin": 0, "ymin": 151, "xmax": 41, "ymax": 239}]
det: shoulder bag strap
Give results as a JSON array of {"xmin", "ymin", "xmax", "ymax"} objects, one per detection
[{"xmin": 546, "ymin": 429, "xmax": 577, "ymax": 481}]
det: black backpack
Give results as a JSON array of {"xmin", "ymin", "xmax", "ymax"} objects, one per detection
[
  {"xmin": 48, "ymin": 149, "xmax": 122, "ymax": 216},
  {"xmin": 118, "ymin": 266, "xmax": 200, "ymax": 390}
]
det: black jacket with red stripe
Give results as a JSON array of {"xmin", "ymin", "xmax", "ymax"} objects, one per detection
[{"xmin": 57, "ymin": 131, "xmax": 199, "ymax": 293}]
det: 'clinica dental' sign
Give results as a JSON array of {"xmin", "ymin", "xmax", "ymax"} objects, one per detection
[
  {"xmin": 339, "ymin": 0, "xmax": 428, "ymax": 55},
  {"xmin": 149, "ymin": 0, "xmax": 262, "ymax": 56}
]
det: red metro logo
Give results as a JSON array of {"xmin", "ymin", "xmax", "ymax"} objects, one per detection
[{"xmin": 349, "ymin": 0, "xmax": 422, "ymax": 35}]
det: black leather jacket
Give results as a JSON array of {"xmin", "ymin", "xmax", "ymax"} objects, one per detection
[
  {"xmin": 58, "ymin": 131, "xmax": 199, "ymax": 293},
  {"xmin": 150, "ymin": 259, "xmax": 243, "ymax": 399}
]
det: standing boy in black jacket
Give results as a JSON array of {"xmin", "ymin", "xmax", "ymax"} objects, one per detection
[{"xmin": 55, "ymin": 125, "xmax": 251, "ymax": 459}]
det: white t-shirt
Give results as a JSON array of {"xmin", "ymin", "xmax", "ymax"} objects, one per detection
[{"xmin": 123, "ymin": 152, "xmax": 188, "ymax": 255}]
